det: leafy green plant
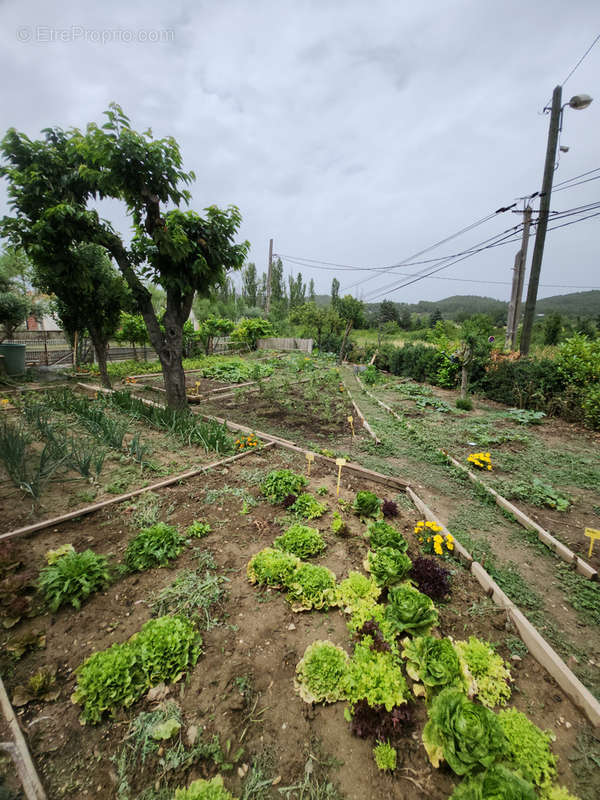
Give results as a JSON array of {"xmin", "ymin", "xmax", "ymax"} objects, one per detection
[
  {"xmin": 456, "ymin": 396, "xmax": 473, "ymax": 411},
  {"xmin": 422, "ymin": 687, "xmax": 507, "ymax": 775},
  {"xmin": 260, "ymin": 469, "xmax": 307, "ymax": 504},
  {"xmin": 174, "ymin": 776, "xmax": 238, "ymax": 800},
  {"xmin": 0, "ymin": 418, "xmax": 66, "ymax": 500},
  {"xmin": 497, "ymin": 478, "xmax": 571, "ymax": 512},
  {"xmin": 498, "ymin": 708, "xmax": 557, "ymax": 790},
  {"xmin": 384, "ymin": 583, "xmax": 439, "ymax": 637},
  {"xmin": 409, "ymin": 557, "xmax": 451, "ymax": 601},
  {"xmin": 294, "ymin": 640, "xmax": 350, "ymax": 704},
  {"xmin": 344, "ymin": 638, "xmax": 409, "ymax": 711},
  {"xmin": 454, "ymin": 636, "xmax": 512, "ymax": 708},
  {"xmin": 352, "ymin": 491, "xmax": 382, "ymax": 519},
  {"xmin": 38, "ymin": 549, "xmax": 110, "ymax": 612},
  {"xmin": 124, "ymin": 522, "xmax": 183, "ymax": 572},
  {"xmin": 373, "ymin": 741, "xmax": 396, "ymax": 771},
  {"xmin": 45, "ymin": 543, "xmax": 75, "ymax": 564},
  {"xmin": 72, "ymin": 615, "xmax": 202, "ymax": 724},
  {"xmin": 402, "ymin": 635, "xmax": 471, "ymax": 699},
  {"xmin": 367, "ymin": 520, "xmax": 408, "ymax": 552},
  {"xmin": 506, "ymin": 408, "xmax": 546, "ymax": 425},
  {"xmin": 331, "ymin": 512, "xmax": 348, "ymax": 536},
  {"xmin": 286, "ymin": 563, "xmax": 338, "ymax": 612},
  {"xmin": 246, "ymin": 547, "xmax": 300, "ymax": 587},
  {"xmin": 186, "ymin": 521, "xmax": 212, "ymax": 539},
  {"xmin": 150, "ymin": 568, "xmax": 227, "ymax": 629},
  {"xmin": 362, "ymin": 364, "xmax": 380, "ymax": 385},
  {"xmin": 290, "ymin": 493, "xmax": 328, "ymax": 520},
  {"xmin": 556, "ymin": 564, "xmax": 600, "ymax": 626},
  {"xmin": 316, "ymin": 486, "xmax": 328, "ymax": 496},
  {"xmin": 336, "ymin": 572, "xmax": 381, "ymax": 612},
  {"xmin": 273, "ymin": 524, "xmax": 326, "ymax": 558},
  {"xmin": 365, "ymin": 547, "xmax": 412, "ymax": 588},
  {"xmin": 450, "ymin": 764, "xmax": 536, "ymax": 800}
]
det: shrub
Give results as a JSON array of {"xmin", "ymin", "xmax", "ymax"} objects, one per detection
[
  {"xmin": 352, "ymin": 491, "xmax": 382, "ymax": 519},
  {"xmin": 422, "ymin": 687, "xmax": 507, "ymax": 775},
  {"xmin": 456, "ymin": 396, "xmax": 473, "ymax": 411},
  {"xmin": 294, "ymin": 640, "xmax": 350, "ymax": 703},
  {"xmin": 365, "ymin": 548, "xmax": 412, "ymax": 588},
  {"xmin": 231, "ymin": 317, "xmax": 275, "ymax": 350},
  {"xmin": 246, "ymin": 547, "xmax": 300, "ymax": 587},
  {"xmin": 124, "ymin": 523, "xmax": 183, "ymax": 572},
  {"xmin": 290, "ymin": 493, "xmax": 328, "ymax": 520},
  {"xmin": 72, "ymin": 615, "xmax": 202, "ymax": 724},
  {"xmin": 260, "ymin": 469, "xmax": 307, "ymax": 504},
  {"xmin": 39, "ymin": 550, "xmax": 110, "ymax": 612},
  {"xmin": 273, "ymin": 524, "xmax": 326, "ymax": 558}
]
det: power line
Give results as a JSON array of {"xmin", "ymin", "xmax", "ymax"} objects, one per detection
[
  {"xmin": 552, "ymin": 166, "xmax": 600, "ymax": 188},
  {"xmin": 561, "ymin": 33, "xmax": 600, "ymax": 87},
  {"xmin": 552, "ymin": 175, "xmax": 600, "ymax": 193}
]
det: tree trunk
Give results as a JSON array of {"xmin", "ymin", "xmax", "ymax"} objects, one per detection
[
  {"xmin": 88, "ymin": 325, "xmax": 111, "ymax": 389},
  {"xmin": 338, "ymin": 321, "xmax": 353, "ymax": 364},
  {"xmin": 460, "ymin": 365, "xmax": 468, "ymax": 399},
  {"xmin": 132, "ymin": 342, "xmax": 138, "ymax": 361}
]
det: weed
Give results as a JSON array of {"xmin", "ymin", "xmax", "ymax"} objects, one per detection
[
  {"xmin": 504, "ymin": 635, "xmax": 528, "ymax": 659},
  {"xmin": 204, "ymin": 486, "xmax": 257, "ymax": 509},
  {"xmin": 150, "ymin": 568, "xmax": 227, "ymax": 629},
  {"xmin": 487, "ymin": 564, "xmax": 542, "ymax": 610},
  {"xmin": 556, "ymin": 565, "xmax": 600, "ymax": 626},
  {"xmin": 241, "ymin": 753, "xmax": 275, "ymax": 800},
  {"xmin": 129, "ymin": 492, "xmax": 163, "ymax": 528},
  {"xmin": 456, "ymin": 396, "xmax": 473, "ymax": 411}
]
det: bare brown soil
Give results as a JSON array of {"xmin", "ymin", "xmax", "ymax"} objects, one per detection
[{"xmin": 0, "ymin": 448, "xmax": 594, "ymax": 800}]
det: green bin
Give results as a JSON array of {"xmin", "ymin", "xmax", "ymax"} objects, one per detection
[{"xmin": 0, "ymin": 343, "xmax": 26, "ymax": 375}]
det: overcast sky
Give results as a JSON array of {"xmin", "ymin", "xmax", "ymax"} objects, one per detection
[{"xmin": 1, "ymin": 0, "xmax": 598, "ymax": 305}]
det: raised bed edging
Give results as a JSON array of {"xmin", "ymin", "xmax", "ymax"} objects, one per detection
[
  {"xmin": 342, "ymin": 381, "xmax": 381, "ymax": 444},
  {"xmin": 407, "ymin": 486, "xmax": 600, "ymax": 728},
  {"xmin": 0, "ymin": 677, "xmax": 47, "ymax": 799}
]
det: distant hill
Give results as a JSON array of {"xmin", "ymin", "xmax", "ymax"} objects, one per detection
[{"xmin": 535, "ymin": 291, "xmax": 600, "ymax": 318}]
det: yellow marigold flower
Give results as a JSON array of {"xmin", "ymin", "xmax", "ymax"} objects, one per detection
[
  {"xmin": 446, "ymin": 534, "xmax": 453, "ymax": 542},
  {"xmin": 417, "ymin": 521, "xmax": 425, "ymax": 526},
  {"xmin": 447, "ymin": 542, "xmax": 454, "ymax": 550},
  {"xmin": 427, "ymin": 537, "xmax": 431, "ymax": 543},
  {"xmin": 434, "ymin": 545, "xmax": 443, "ymax": 555},
  {"xmin": 418, "ymin": 537, "xmax": 424, "ymax": 543}
]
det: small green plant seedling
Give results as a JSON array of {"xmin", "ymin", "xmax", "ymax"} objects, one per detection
[
  {"xmin": 373, "ymin": 741, "xmax": 396, "ymax": 771},
  {"xmin": 187, "ymin": 521, "xmax": 212, "ymax": 539}
]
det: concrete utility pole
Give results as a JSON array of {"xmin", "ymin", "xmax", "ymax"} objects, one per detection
[
  {"xmin": 265, "ymin": 238, "xmax": 273, "ymax": 314},
  {"xmin": 505, "ymin": 204, "xmax": 532, "ymax": 350},
  {"xmin": 520, "ymin": 85, "xmax": 562, "ymax": 355}
]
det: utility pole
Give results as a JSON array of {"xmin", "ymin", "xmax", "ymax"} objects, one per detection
[
  {"xmin": 505, "ymin": 204, "xmax": 532, "ymax": 350},
  {"xmin": 520, "ymin": 85, "xmax": 562, "ymax": 355},
  {"xmin": 265, "ymin": 238, "xmax": 273, "ymax": 314}
]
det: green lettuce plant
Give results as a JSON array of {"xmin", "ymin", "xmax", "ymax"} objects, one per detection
[
  {"xmin": 246, "ymin": 547, "xmax": 300, "ymax": 587},
  {"xmin": 124, "ymin": 522, "xmax": 183, "ymax": 572},
  {"xmin": 331, "ymin": 511, "xmax": 349, "ymax": 536},
  {"xmin": 454, "ymin": 637, "xmax": 512, "ymax": 708},
  {"xmin": 422, "ymin": 687, "xmax": 507, "ymax": 775},
  {"xmin": 367, "ymin": 520, "xmax": 408, "ymax": 552},
  {"xmin": 365, "ymin": 547, "xmax": 412, "ymax": 588},
  {"xmin": 72, "ymin": 615, "xmax": 202, "ymax": 724},
  {"xmin": 39, "ymin": 549, "xmax": 110, "ymax": 612},
  {"xmin": 273, "ymin": 524, "xmax": 326, "ymax": 558},
  {"xmin": 290, "ymin": 493, "xmax": 328, "ymax": 520},
  {"xmin": 173, "ymin": 775, "xmax": 238, "ymax": 800},
  {"xmin": 260, "ymin": 469, "xmax": 307, "ymax": 504},
  {"xmin": 352, "ymin": 491, "xmax": 382, "ymax": 519},
  {"xmin": 401, "ymin": 635, "xmax": 472, "ymax": 699},
  {"xmin": 186, "ymin": 521, "xmax": 212, "ymax": 538},
  {"xmin": 373, "ymin": 741, "xmax": 396, "ymax": 771},
  {"xmin": 497, "ymin": 708, "xmax": 557, "ymax": 790},
  {"xmin": 450, "ymin": 764, "xmax": 536, "ymax": 800},
  {"xmin": 286, "ymin": 563, "xmax": 338, "ymax": 612},
  {"xmin": 336, "ymin": 572, "xmax": 381, "ymax": 613},
  {"xmin": 384, "ymin": 583, "xmax": 439, "ymax": 637},
  {"xmin": 543, "ymin": 786, "xmax": 581, "ymax": 800},
  {"xmin": 344, "ymin": 638, "xmax": 409, "ymax": 711},
  {"xmin": 294, "ymin": 640, "xmax": 350, "ymax": 703}
]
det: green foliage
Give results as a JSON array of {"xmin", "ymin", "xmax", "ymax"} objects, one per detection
[
  {"xmin": 260, "ymin": 469, "xmax": 308, "ymax": 504},
  {"xmin": 401, "ymin": 636, "xmax": 470, "ymax": 699},
  {"xmin": 294, "ymin": 640, "xmax": 350, "ymax": 704},
  {"xmin": 231, "ymin": 318, "xmax": 275, "ymax": 350},
  {"xmin": 38, "ymin": 549, "xmax": 110, "ymax": 612},
  {"xmin": 367, "ymin": 520, "xmax": 408, "ymax": 552},
  {"xmin": 174, "ymin": 776, "xmax": 238, "ymax": 800},
  {"xmin": 0, "ymin": 286, "xmax": 30, "ymax": 341},
  {"xmin": 556, "ymin": 564, "xmax": 600, "ymax": 626},
  {"xmin": 450, "ymin": 764, "xmax": 536, "ymax": 800},
  {"xmin": 186, "ymin": 521, "xmax": 212, "ymax": 539},
  {"xmin": 456, "ymin": 396, "xmax": 474, "ymax": 411},
  {"xmin": 498, "ymin": 708, "xmax": 556, "ymax": 789},
  {"xmin": 454, "ymin": 637, "xmax": 511, "ymax": 708},
  {"xmin": 361, "ymin": 365, "xmax": 380, "ymax": 385},
  {"xmin": 496, "ymin": 478, "xmax": 571, "ymax": 512},
  {"xmin": 290, "ymin": 493, "xmax": 328, "ymax": 520},
  {"xmin": 336, "ymin": 572, "xmax": 381, "ymax": 612},
  {"xmin": 72, "ymin": 615, "xmax": 202, "ymax": 724},
  {"xmin": 124, "ymin": 522, "xmax": 183, "ymax": 572},
  {"xmin": 352, "ymin": 491, "xmax": 382, "ymax": 519},
  {"xmin": 0, "ymin": 418, "xmax": 66, "ymax": 500},
  {"xmin": 150, "ymin": 566, "xmax": 226, "ymax": 629},
  {"xmin": 246, "ymin": 547, "xmax": 300, "ymax": 587},
  {"xmin": 331, "ymin": 511, "xmax": 348, "ymax": 536},
  {"xmin": 373, "ymin": 741, "xmax": 396, "ymax": 771},
  {"xmin": 506, "ymin": 408, "xmax": 546, "ymax": 425},
  {"xmin": 344, "ymin": 638, "xmax": 409, "ymax": 711},
  {"xmin": 273, "ymin": 524, "xmax": 326, "ymax": 558},
  {"xmin": 365, "ymin": 547, "xmax": 412, "ymax": 588},
  {"xmin": 384, "ymin": 583, "xmax": 439, "ymax": 637},
  {"xmin": 422, "ymin": 687, "xmax": 507, "ymax": 775},
  {"xmin": 543, "ymin": 786, "xmax": 581, "ymax": 800},
  {"xmin": 286, "ymin": 563, "xmax": 338, "ymax": 611}
]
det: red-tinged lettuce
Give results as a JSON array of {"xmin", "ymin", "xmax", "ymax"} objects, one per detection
[
  {"xmin": 365, "ymin": 547, "xmax": 412, "ymax": 589},
  {"xmin": 422, "ymin": 687, "xmax": 507, "ymax": 775},
  {"xmin": 382, "ymin": 499, "xmax": 398, "ymax": 518},
  {"xmin": 450, "ymin": 764, "xmax": 536, "ymax": 800},
  {"xmin": 384, "ymin": 583, "xmax": 439, "ymax": 637},
  {"xmin": 402, "ymin": 635, "xmax": 472, "ymax": 699},
  {"xmin": 409, "ymin": 556, "xmax": 451, "ymax": 601},
  {"xmin": 348, "ymin": 698, "xmax": 413, "ymax": 741}
]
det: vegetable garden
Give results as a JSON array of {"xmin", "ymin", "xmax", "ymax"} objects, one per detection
[{"xmin": 0, "ymin": 353, "xmax": 599, "ymax": 800}]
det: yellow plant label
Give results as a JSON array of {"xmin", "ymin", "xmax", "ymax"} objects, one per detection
[
  {"xmin": 584, "ymin": 527, "xmax": 600, "ymax": 558},
  {"xmin": 335, "ymin": 458, "xmax": 346, "ymax": 497},
  {"xmin": 305, "ymin": 451, "xmax": 315, "ymax": 476}
]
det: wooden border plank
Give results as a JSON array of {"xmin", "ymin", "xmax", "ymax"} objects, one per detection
[{"xmin": 0, "ymin": 678, "xmax": 47, "ymax": 799}]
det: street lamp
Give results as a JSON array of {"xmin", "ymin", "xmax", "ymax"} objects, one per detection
[{"xmin": 519, "ymin": 87, "xmax": 593, "ymax": 355}]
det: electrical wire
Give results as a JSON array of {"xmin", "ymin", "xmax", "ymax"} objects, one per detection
[{"xmin": 560, "ymin": 33, "xmax": 600, "ymax": 88}]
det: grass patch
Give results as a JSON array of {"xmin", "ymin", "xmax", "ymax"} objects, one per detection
[{"xmin": 556, "ymin": 565, "xmax": 600, "ymax": 627}]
